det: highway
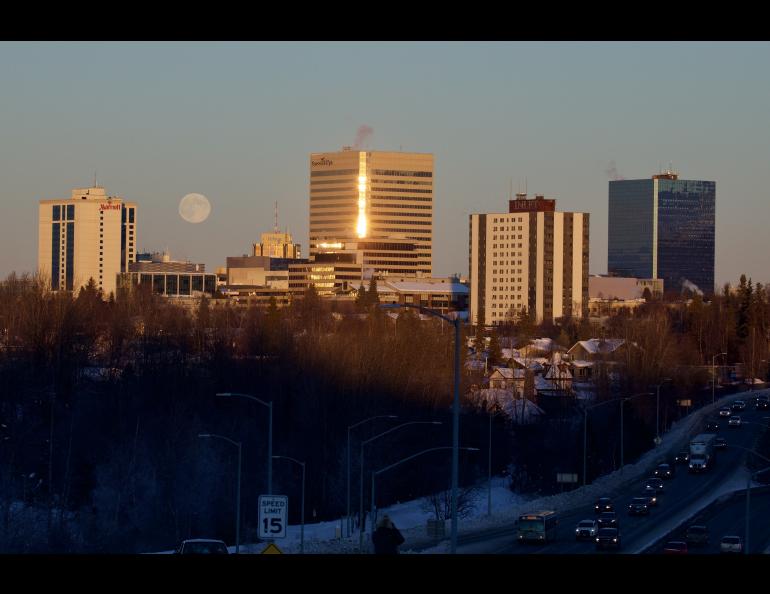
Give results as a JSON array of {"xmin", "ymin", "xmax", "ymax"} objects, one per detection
[
  {"xmin": 644, "ymin": 488, "xmax": 770, "ymax": 554},
  {"xmin": 460, "ymin": 395, "xmax": 770, "ymax": 554}
]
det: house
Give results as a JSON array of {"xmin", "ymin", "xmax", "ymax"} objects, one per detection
[
  {"xmin": 566, "ymin": 338, "xmax": 628, "ymax": 360},
  {"xmin": 488, "ymin": 366, "xmax": 530, "ymax": 398}
]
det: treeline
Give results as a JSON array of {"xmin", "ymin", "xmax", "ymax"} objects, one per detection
[{"xmin": 0, "ymin": 273, "xmax": 497, "ymax": 553}]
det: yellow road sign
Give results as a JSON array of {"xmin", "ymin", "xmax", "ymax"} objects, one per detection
[{"xmin": 261, "ymin": 543, "xmax": 283, "ymax": 555}]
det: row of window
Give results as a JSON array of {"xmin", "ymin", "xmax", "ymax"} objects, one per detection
[
  {"xmin": 310, "ymin": 169, "xmax": 358, "ymax": 177},
  {"xmin": 370, "ymin": 187, "xmax": 432, "ymax": 194},
  {"xmin": 371, "ymin": 179, "xmax": 432, "ymax": 186},
  {"xmin": 370, "ymin": 169, "xmax": 432, "ymax": 177}
]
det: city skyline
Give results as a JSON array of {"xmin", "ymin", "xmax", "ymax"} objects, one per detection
[{"xmin": 3, "ymin": 42, "xmax": 770, "ymax": 286}]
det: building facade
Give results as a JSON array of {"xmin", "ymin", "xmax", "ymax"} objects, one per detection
[
  {"xmin": 309, "ymin": 149, "xmax": 433, "ymax": 277},
  {"xmin": 608, "ymin": 171, "xmax": 715, "ymax": 294},
  {"xmin": 253, "ymin": 230, "xmax": 301, "ymax": 260},
  {"xmin": 469, "ymin": 194, "xmax": 589, "ymax": 326},
  {"xmin": 38, "ymin": 185, "xmax": 137, "ymax": 297},
  {"xmin": 120, "ymin": 251, "xmax": 216, "ymax": 298}
]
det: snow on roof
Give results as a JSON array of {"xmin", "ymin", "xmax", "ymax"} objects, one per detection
[
  {"xmin": 544, "ymin": 365, "xmax": 572, "ymax": 380},
  {"xmin": 502, "ymin": 398, "xmax": 544, "ymax": 424},
  {"xmin": 570, "ymin": 359, "xmax": 594, "ymax": 368},
  {"xmin": 490, "ymin": 367, "xmax": 514, "ymax": 379},
  {"xmin": 569, "ymin": 338, "xmax": 626, "ymax": 355},
  {"xmin": 380, "ymin": 280, "xmax": 469, "ymax": 294}
]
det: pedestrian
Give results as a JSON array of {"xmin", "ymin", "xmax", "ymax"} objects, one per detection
[{"xmin": 372, "ymin": 514, "xmax": 405, "ymax": 555}]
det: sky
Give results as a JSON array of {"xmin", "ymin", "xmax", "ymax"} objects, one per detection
[{"xmin": 1, "ymin": 41, "xmax": 769, "ymax": 287}]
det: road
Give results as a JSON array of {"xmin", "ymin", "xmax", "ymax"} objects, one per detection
[
  {"xmin": 460, "ymin": 396, "xmax": 769, "ymax": 554},
  {"xmin": 643, "ymin": 488, "xmax": 770, "ymax": 554}
]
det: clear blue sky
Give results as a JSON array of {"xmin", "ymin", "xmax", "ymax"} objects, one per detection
[{"xmin": 1, "ymin": 42, "xmax": 769, "ymax": 287}]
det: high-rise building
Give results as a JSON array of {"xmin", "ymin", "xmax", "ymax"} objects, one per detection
[
  {"xmin": 469, "ymin": 193, "xmax": 589, "ymax": 326},
  {"xmin": 253, "ymin": 230, "xmax": 301, "ymax": 260},
  {"xmin": 309, "ymin": 148, "xmax": 433, "ymax": 277},
  {"xmin": 38, "ymin": 185, "xmax": 137, "ymax": 297},
  {"xmin": 608, "ymin": 170, "xmax": 715, "ymax": 294}
]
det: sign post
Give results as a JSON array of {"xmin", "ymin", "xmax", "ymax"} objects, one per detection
[{"xmin": 259, "ymin": 494, "xmax": 288, "ymax": 541}]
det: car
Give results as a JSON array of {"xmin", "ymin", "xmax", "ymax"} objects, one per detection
[
  {"xmin": 645, "ymin": 477, "xmax": 665, "ymax": 493},
  {"xmin": 728, "ymin": 415, "xmax": 742, "ymax": 427},
  {"xmin": 720, "ymin": 535, "xmax": 743, "ymax": 554},
  {"xmin": 731, "ymin": 400, "xmax": 746, "ymax": 411},
  {"xmin": 674, "ymin": 450, "xmax": 689, "ymax": 464},
  {"xmin": 640, "ymin": 492, "xmax": 658, "ymax": 507},
  {"xmin": 663, "ymin": 540, "xmax": 688, "ymax": 554},
  {"xmin": 594, "ymin": 497, "xmax": 613, "ymax": 513},
  {"xmin": 654, "ymin": 463, "xmax": 675, "ymax": 479},
  {"xmin": 756, "ymin": 398, "xmax": 769, "ymax": 411},
  {"xmin": 595, "ymin": 527, "xmax": 621, "ymax": 550},
  {"xmin": 685, "ymin": 525, "xmax": 709, "ymax": 546},
  {"xmin": 575, "ymin": 519, "xmax": 598, "ymax": 540},
  {"xmin": 718, "ymin": 407, "xmax": 732, "ymax": 417},
  {"xmin": 175, "ymin": 539, "xmax": 230, "ymax": 554},
  {"xmin": 706, "ymin": 421, "xmax": 720, "ymax": 432},
  {"xmin": 628, "ymin": 497, "xmax": 650, "ymax": 516},
  {"xmin": 597, "ymin": 511, "xmax": 619, "ymax": 529},
  {"xmin": 714, "ymin": 437, "xmax": 728, "ymax": 449}
]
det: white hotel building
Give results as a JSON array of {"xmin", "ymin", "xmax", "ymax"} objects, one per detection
[
  {"xmin": 38, "ymin": 185, "xmax": 137, "ymax": 297},
  {"xmin": 469, "ymin": 194, "xmax": 589, "ymax": 326}
]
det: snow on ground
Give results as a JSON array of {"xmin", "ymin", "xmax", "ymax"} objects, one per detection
[{"xmin": 155, "ymin": 388, "xmax": 769, "ymax": 554}]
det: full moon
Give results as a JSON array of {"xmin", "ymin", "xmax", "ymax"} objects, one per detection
[{"xmin": 179, "ymin": 193, "xmax": 211, "ymax": 224}]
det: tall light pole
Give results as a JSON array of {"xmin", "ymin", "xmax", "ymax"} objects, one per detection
[
  {"xmin": 719, "ymin": 440, "xmax": 770, "ymax": 555},
  {"xmin": 620, "ymin": 392, "xmax": 653, "ymax": 468},
  {"xmin": 652, "ymin": 379, "xmax": 672, "ymax": 443},
  {"xmin": 216, "ymin": 392, "xmax": 273, "ymax": 496},
  {"xmin": 370, "ymin": 446, "xmax": 480, "ymax": 539},
  {"xmin": 199, "ymin": 433, "xmax": 242, "ymax": 554},
  {"xmin": 379, "ymin": 302, "xmax": 461, "ymax": 553},
  {"xmin": 358, "ymin": 420, "xmax": 442, "ymax": 552},
  {"xmin": 272, "ymin": 455, "xmax": 306, "ymax": 554},
  {"xmin": 712, "ymin": 352, "xmax": 726, "ymax": 404},
  {"xmin": 347, "ymin": 415, "xmax": 398, "ymax": 537}
]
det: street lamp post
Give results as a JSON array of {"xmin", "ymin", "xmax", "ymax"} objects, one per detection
[
  {"xmin": 712, "ymin": 352, "xmax": 727, "ymax": 405},
  {"xmin": 652, "ymin": 378, "xmax": 673, "ymax": 442},
  {"xmin": 199, "ymin": 433, "xmax": 242, "ymax": 554},
  {"xmin": 216, "ymin": 392, "xmax": 273, "ymax": 496},
  {"xmin": 358, "ymin": 420, "xmax": 442, "ymax": 552},
  {"xmin": 347, "ymin": 415, "xmax": 398, "ymax": 537},
  {"xmin": 272, "ymin": 455, "xmax": 306, "ymax": 554},
  {"xmin": 718, "ymin": 440, "xmax": 770, "ymax": 555},
  {"xmin": 620, "ymin": 392, "xmax": 653, "ymax": 468},
  {"xmin": 379, "ymin": 302, "xmax": 461, "ymax": 553},
  {"xmin": 370, "ymin": 446, "xmax": 480, "ymax": 540}
]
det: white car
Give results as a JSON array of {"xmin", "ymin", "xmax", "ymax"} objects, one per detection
[
  {"xmin": 728, "ymin": 415, "xmax": 742, "ymax": 427},
  {"xmin": 575, "ymin": 519, "xmax": 598, "ymax": 540},
  {"xmin": 720, "ymin": 535, "xmax": 743, "ymax": 554}
]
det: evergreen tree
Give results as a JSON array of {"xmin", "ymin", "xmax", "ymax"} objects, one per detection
[
  {"xmin": 368, "ymin": 276, "xmax": 379, "ymax": 305},
  {"xmin": 488, "ymin": 331, "xmax": 502, "ymax": 367}
]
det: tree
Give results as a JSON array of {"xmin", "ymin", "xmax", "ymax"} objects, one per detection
[
  {"xmin": 367, "ymin": 276, "xmax": 379, "ymax": 306},
  {"xmin": 487, "ymin": 332, "xmax": 502, "ymax": 367}
]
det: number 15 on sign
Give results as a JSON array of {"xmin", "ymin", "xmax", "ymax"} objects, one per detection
[{"xmin": 258, "ymin": 495, "xmax": 288, "ymax": 539}]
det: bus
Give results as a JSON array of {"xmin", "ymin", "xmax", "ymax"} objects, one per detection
[{"xmin": 517, "ymin": 511, "xmax": 559, "ymax": 543}]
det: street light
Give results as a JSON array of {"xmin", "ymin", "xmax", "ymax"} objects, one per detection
[
  {"xmin": 619, "ymin": 392, "xmax": 654, "ymax": 468},
  {"xmin": 272, "ymin": 455, "xmax": 306, "ymax": 554},
  {"xmin": 347, "ymin": 415, "xmax": 398, "ymax": 537},
  {"xmin": 216, "ymin": 392, "xmax": 273, "ymax": 496},
  {"xmin": 199, "ymin": 433, "xmax": 242, "ymax": 554},
  {"xmin": 582, "ymin": 398, "xmax": 622, "ymax": 486},
  {"xmin": 652, "ymin": 379, "xmax": 673, "ymax": 442},
  {"xmin": 718, "ymin": 442, "xmax": 770, "ymax": 555},
  {"xmin": 379, "ymin": 302, "xmax": 461, "ymax": 553},
  {"xmin": 370, "ymin": 446, "xmax": 480, "ymax": 539},
  {"xmin": 358, "ymin": 420, "xmax": 442, "ymax": 552},
  {"xmin": 712, "ymin": 352, "xmax": 727, "ymax": 405}
]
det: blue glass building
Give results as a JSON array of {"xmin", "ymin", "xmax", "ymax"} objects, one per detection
[{"xmin": 608, "ymin": 172, "xmax": 715, "ymax": 294}]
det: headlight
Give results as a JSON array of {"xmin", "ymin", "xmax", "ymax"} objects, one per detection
[
  {"xmin": 612, "ymin": 538, "xmax": 617, "ymax": 542},
  {"xmin": 575, "ymin": 529, "xmax": 580, "ymax": 534},
  {"xmin": 596, "ymin": 538, "xmax": 600, "ymax": 542}
]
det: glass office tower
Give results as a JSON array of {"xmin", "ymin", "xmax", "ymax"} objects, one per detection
[{"xmin": 608, "ymin": 172, "xmax": 715, "ymax": 294}]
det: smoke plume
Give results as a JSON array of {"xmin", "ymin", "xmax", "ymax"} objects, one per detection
[
  {"xmin": 681, "ymin": 278, "xmax": 704, "ymax": 296},
  {"xmin": 353, "ymin": 125, "xmax": 374, "ymax": 149},
  {"xmin": 605, "ymin": 161, "xmax": 625, "ymax": 181}
]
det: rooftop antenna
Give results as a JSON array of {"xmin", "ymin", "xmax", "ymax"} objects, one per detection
[
  {"xmin": 274, "ymin": 201, "xmax": 278, "ymax": 233},
  {"xmin": 525, "ymin": 176, "xmax": 528, "ymax": 196},
  {"xmin": 509, "ymin": 178, "xmax": 513, "ymax": 200},
  {"xmin": 93, "ymin": 170, "xmax": 98, "ymax": 188}
]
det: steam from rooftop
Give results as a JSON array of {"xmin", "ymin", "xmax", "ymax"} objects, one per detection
[
  {"xmin": 605, "ymin": 160, "xmax": 625, "ymax": 181},
  {"xmin": 353, "ymin": 125, "xmax": 374, "ymax": 149}
]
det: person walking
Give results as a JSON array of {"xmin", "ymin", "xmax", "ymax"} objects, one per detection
[{"xmin": 371, "ymin": 515, "xmax": 405, "ymax": 555}]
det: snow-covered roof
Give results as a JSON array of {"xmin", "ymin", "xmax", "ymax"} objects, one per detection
[
  {"xmin": 568, "ymin": 338, "xmax": 626, "ymax": 355},
  {"xmin": 379, "ymin": 281, "xmax": 469, "ymax": 295},
  {"xmin": 489, "ymin": 367, "xmax": 525, "ymax": 380},
  {"xmin": 511, "ymin": 357, "xmax": 546, "ymax": 371},
  {"xmin": 570, "ymin": 359, "xmax": 594, "ymax": 368},
  {"xmin": 544, "ymin": 365, "xmax": 573, "ymax": 380},
  {"xmin": 502, "ymin": 398, "xmax": 544, "ymax": 424}
]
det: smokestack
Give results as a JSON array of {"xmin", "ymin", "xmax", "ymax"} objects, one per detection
[{"xmin": 352, "ymin": 125, "xmax": 374, "ymax": 150}]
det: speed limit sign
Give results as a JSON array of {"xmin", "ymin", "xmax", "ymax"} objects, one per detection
[{"xmin": 258, "ymin": 495, "xmax": 288, "ymax": 539}]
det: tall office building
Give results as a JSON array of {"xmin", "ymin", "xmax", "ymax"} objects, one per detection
[
  {"xmin": 309, "ymin": 148, "xmax": 433, "ymax": 277},
  {"xmin": 253, "ymin": 230, "xmax": 301, "ymax": 260},
  {"xmin": 38, "ymin": 185, "xmax": 137, "ymax": 297},
  {"xmin": 608, "ymin": 170, "xmax": 715, "ymax": 294},
  {"xmin": 469, "ymin": 194, "xmax": 589, "ymax": 326}
]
